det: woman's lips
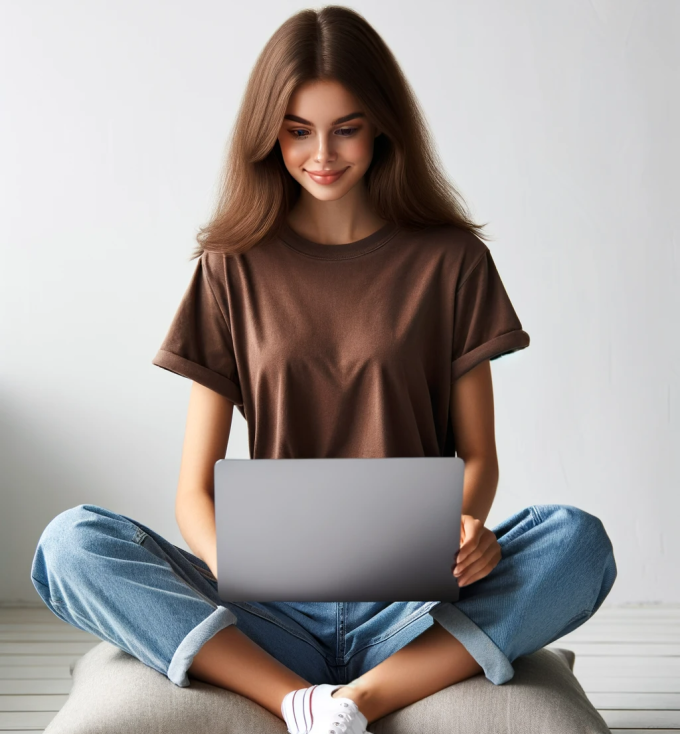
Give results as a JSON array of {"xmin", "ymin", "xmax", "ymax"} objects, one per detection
[{"xmin": 305, "ymin": 167, "xmax": 348, "ymax": 184}]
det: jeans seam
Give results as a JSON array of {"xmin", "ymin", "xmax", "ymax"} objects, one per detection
[
  {"xmin": 561, "ymin": 608, "xmax": 590, "ymax": 630},
  {"xmin": 228, "ymin": 601, "xmax": 328, "ymax": 659},
  {"xmin": 132, "ymin": 526, "xmax": 148, "ymax": 544},
  {"xmin": 190, "ymin": 562, "xmax": 217, "ymax": 582},
  {"xmin": 139, "ymin": 534, "xmax": 218, "ymax": 609},
  {"xmin": 351, "ymin": 601, "xmax": 441, "ymax": 655},
  {"xmin": 31, "ymin": 575, "xmax": 66, "ymax": 608},
  {"xmin": 529, "ymin": 505, "xmax": 543, "ymax": 525},
  {"xmin": 544, "ymin": 608, "xmax": 592, "ymax": 650},
  {"xmin": 337, "ymin": 602, "xmax": 346, "ymax": 662},
  {"xmin": 39, "ymin": 589, "xmax": 106, "ymax": 638},
  {"xmin": 55, "ymin": 599, "xmax": 104, "ymax": 634}
]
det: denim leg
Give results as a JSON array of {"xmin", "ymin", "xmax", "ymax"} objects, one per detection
[
  {"xmin": 429, "ymin": 504, "xmax": 618, "ymax": 685},
  {"xmin": 30, "ymin": 504, "xmax": 238, "ymax": 687}
]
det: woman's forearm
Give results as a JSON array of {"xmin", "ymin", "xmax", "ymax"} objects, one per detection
[
  {"xmin": 173, "ymin": 456, "xmax": 499, "ymax": 580},
  {"xmin": 176, "ymin": 491, "xmax": 219, "ymax": 578},
  {"xmin": 459, "ymin": 454, "xmax": 499, "ymax": 526}
]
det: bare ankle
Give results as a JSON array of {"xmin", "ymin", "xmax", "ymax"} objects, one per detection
[{"xmin": 332, "ymin": 683, "xmax": 370, "ymax": 709}]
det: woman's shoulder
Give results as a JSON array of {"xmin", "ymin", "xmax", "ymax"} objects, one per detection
[{"xmin": 403, "ymin": 222, "xmax": 490, "ymax": 280}]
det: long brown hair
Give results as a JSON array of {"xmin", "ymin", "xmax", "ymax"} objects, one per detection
[{"xmin": 191, "ymin": 5, "xmax": 491, "ymax": 261}]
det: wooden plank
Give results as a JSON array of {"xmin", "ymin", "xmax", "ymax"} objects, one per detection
[
  {"xmin": 0, "ymin": 621, "xmax": 66, "ymax": 633},
  {"xmin": 0, "ymin": 630, "xmax": 97, "ymax": 642},
  {"xmin": 0, "ymin": 609, "xmax": 60, "ymax": 622},
  {"xmin": 562, "ymin": 625, "xmax": 680, "ymax": 642},
  {"xmin": 0, "ymin": 711, "xmax": 56, "ymax": 728},
  {"xmin": 573, "ymin": 656, "xmax": 680, "ymax": 676},
  {"xmin": 587, "ymin": 619, "xmax": 680, "ymax": 628},
  {"xmin": 0, "ymin": 622, "xmax": 87, "ymax": 631},
  {"xmin": 588, "ymin": 692, "xmax": 680, "ymax": 709},
  {"xmin": 0, "ymin": 655, "xmax": 83, "ymax": 667},
  {"xmin": 582, "ymin": 611, "xmax": 680, "ymax": 617},
  {"xmin": 0, "ymin": 695, "xmax": 69, "ymax": 712},
  {"xmin": 549, "ymin": 642, "xmax": 680, "ymax": 656},
  {"xmin": 0, "ymin": 679, "xmax": 72, "ymax": 694},
  {"xmin": 0, "ymin": 643, "xmax": 98, "ymax": 655},
  {"xmin": 597, "ymin": 606, "xmax": 680, "ymax": 611},
  {"xmin": 586, "ymin": 609, "xmax": 680, "ymax": 617},
  {"xmin": 583, "ymin": 616, "xmax": 680, "ymax": 625},
  {"xmin": 567, "ymin": 618, "xmax": 680, "ymax": 628},
  {"xmin": 577, "ymin": 676, "xmax": 680, "ymax": 693},
  {"xmin": 0, "ymin": 624, "xmax": 81, "ymax": 635},
  {"xmin": 593, "ymin": 612, "xmax": 680, "ymax": 621},
  {"xmin": 602, "ymin": 710, "xmax": 680, "ymax": 728},
  {"xmin": 600, "ymin": 601, "xmax": 680, "ymax": 612},
  {"xmin": 0, "ymin": 666, "xmax": 72, "ymax": 680}
]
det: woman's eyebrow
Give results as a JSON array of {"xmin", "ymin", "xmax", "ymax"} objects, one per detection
[{"xmin": 283, "ymin": 112, "xmax": 366, "ymax": 125}]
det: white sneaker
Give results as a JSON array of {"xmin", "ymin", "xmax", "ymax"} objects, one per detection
[{"xmin": 281, "ymin": 683, "xmax": 368, "ymax": 734}]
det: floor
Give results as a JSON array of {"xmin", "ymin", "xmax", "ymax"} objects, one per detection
[{"xmin": 0, "ymin": 603, "xmax": 678, "ymax": 732}]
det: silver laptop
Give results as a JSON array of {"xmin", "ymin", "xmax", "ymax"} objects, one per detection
[{"xmin": 214, "ymin": 457, "xmax": 464, "ymax": 602}]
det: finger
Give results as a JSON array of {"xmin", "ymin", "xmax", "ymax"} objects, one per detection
[
  {"xmin": 458, "ymin": 548, "xmax": 501, "ymax": 586},
  {"xmin": 456, "ymin": 550, "xmax": 494, "ymax": 581},
  {"xmin": 457, "ymin": 531, "xmax": 494, "ymax": 567},
  {"xmin": 458, "ymin": 557, "xmax": 499, "ymax": 587},
  {"xmin": 457, "ymin": 540, "xmax": 481, "ymax": 571},
  {"xmin": 457, "ymin": 529, "xmax": 494, "ymax": 567},
  {"xmin": 454, "ymin": 545, "xmax": 484, "ymax": 576},
  {"xmin": 457, "ymin": 545, "xmax": 500, "ymax": 581},
  {"xmin": 458, "ymin": 518, "xmax": 483, "ymax": 560}
]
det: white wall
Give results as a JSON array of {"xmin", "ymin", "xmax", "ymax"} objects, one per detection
[{"xmin": 1, "ymin": 0, "xmax": 677, "ymax": 605}]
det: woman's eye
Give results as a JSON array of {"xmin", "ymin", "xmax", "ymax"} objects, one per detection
[{"xmin": 288, "ymin": 127, "xmax": 358, "ymax": 139}]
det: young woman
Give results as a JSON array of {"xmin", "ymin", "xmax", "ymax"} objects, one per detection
[{"xmin": 31, "ymin": 6, "xmax": 617, "ymax": 734}]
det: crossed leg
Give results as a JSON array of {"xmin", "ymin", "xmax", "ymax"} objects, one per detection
[
  {"xmin": 33, "ymin": 503, "xmax": 615, "ymax": 729},
  {"xmin": 331, "ymin": 620, "xmax": 482, "ymax": 724},
  {"xmin": 331, "ymin": 503, "xmax": 618, "ymax": 725}
]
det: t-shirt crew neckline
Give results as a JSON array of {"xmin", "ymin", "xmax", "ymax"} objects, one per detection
[{"xmin": 279, "ymin": 220, "xmax": 400, "ymax": 260}]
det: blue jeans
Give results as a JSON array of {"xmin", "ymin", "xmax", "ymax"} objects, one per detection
[{"xmin": 30, "ymin": 503, "xmax": 617, "ymax": 688}]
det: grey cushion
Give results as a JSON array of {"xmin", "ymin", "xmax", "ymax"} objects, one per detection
[{"xmin": 44, "ymin": 641, "xmax": 609, "ymax": 734}]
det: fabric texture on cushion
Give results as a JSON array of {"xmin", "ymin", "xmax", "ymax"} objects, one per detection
[
  {"xmin": 368, "ymin": 647, "xmax": 609, "ymax": 734},
  {"xmin": 45, "ymin": 641, "xmax": 608, "ymax": 734}
]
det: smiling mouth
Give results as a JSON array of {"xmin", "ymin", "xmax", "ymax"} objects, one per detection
[{"xmin": 304, "ymin": 168, "xmax": 348, "ymax": 183}]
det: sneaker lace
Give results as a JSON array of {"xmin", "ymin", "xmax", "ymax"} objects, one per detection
[{"xmin": 323, "ymin": 699, "xmax": 361, "ymax": 734}]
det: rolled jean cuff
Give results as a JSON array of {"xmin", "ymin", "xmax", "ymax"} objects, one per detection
[
  {"xmin": 429, "ymin": 602, "xmax": 515, "ymax": 685},
  {"xmin": 167, "ymin": 605, "xmax": 238, "ymax": 687}
]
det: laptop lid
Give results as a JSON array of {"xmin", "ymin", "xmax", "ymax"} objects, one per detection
[{"xmin": 215, "ymin": 456, "xmax": 464, "ymax": 602}]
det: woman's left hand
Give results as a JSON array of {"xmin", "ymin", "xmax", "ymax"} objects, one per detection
[{"xmin": 453, "ymin": 514, "xmax": 502, "ymax": 587}]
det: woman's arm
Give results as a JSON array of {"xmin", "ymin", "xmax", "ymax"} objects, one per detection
[
  {"xmin": 450, "ymin": 359, "xmax": 500, "ymax": 526},
  {"xmin": 175, "ymin": 381, "xmax": 235, "ymax": 578},
  {"xmin": 449, "ymin": 359, "xmax": 503, "ymax": 587}
]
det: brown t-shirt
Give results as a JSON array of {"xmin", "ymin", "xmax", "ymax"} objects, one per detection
[{"xmin": 152, "ymin": 221, "xmax": 530, "ymax": 459}]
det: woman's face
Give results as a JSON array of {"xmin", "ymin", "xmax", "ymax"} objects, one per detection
[{"xmin": 277, "ymin": 79, "xmax": 380, "ymax": 202}]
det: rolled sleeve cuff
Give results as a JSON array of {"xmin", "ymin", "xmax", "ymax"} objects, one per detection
[
  {"xmin": 167, "ymin": 605, "xmax": 239, "ymax": 687},
  {"xmin": 451, "ymin": 330, "xmax": 530, "ymax": 382},
  {"xmin": 429, "ymin": 601, "xmax": 515, "ymax": 685},
  {"xmin": 153, "ymin": 350, "xmax": 243, "ymax": 406}
]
